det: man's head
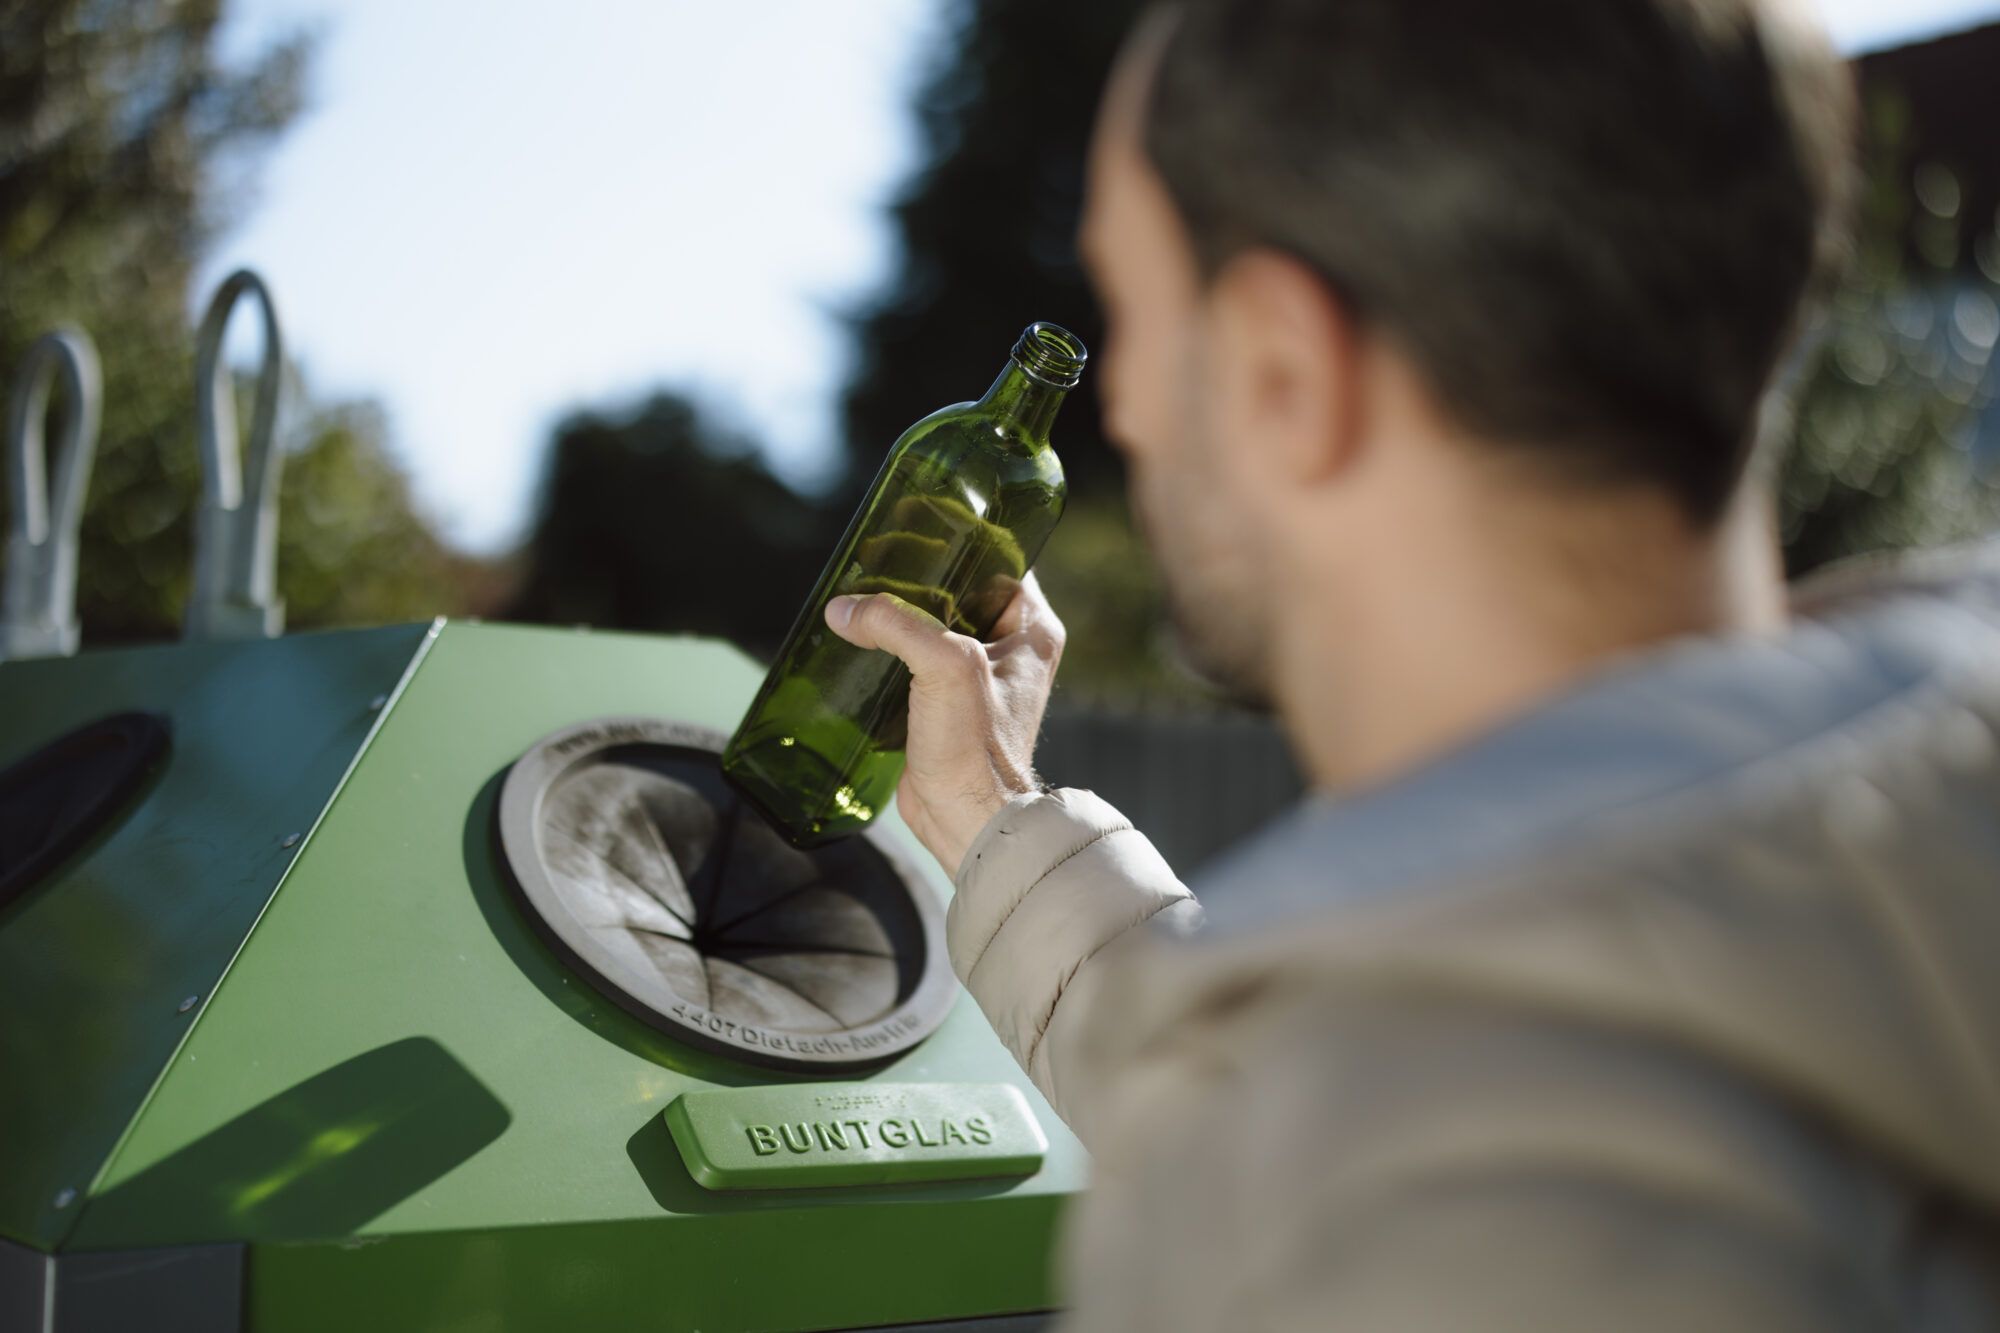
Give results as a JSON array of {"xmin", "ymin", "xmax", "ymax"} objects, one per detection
[{"xmin": 1078, "ymin": 0, "xmax": 1855, "ymax": 704}]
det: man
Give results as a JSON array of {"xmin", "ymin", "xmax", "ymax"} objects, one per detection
[{"xmin": 828, "ymin": 0, "xmax": 2000, "ymax": 1327}]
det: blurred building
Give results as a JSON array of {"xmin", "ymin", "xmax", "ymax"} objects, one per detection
[{"xmin": 1861, "ymin": 22, "xmax": 2000, "ymax": 471}]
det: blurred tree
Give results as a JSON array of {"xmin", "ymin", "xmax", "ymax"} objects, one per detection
[
  {"xmin": 1, "ymin": 0, "xmax": 302, "ymax": 639},
  {"xmin": 506, "ymin": 0, "xmax": 1174, "ymax": 686},
  {"xmin": 840, "ymin": 0, "xmax": 1143, "ymax": 511},
  {"xmin": 836, "ymin": 0, "xmax": 1199, "ymax": 702},
  {"xmin": 516, "ymin": 6, "xmax": 1997, "ymax": 700},
  {"xmin": 278, "ymin": 394, "xmax": 482, "ymax": 629},
  {"xmin": 1, "ymin": 0, "xmax": 466, "ymax": 642},
  {"xmin": 1778, "ymin": 92, "xmax": 2000, "ymax": 573},
  {"xmin": 843, "ymin": 2, "xmax": 2000, "ymax": 697},
  {"xmin": 505, "ymin": 393, "xmax": 835, "ymax": 658}
]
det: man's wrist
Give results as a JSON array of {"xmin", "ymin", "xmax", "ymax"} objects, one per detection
[
  {"xmin": 939, "ymin": 788, "xmax": 1008, "ymax": 882},
  {"xmin": 944, "ymin": 779, "xmax": 1044, "ymax": 884}
]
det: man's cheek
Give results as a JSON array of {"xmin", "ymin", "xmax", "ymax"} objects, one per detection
[
  {"xmin": 1124, "ymin": 465, "xmax": 1167, "ymax": 552},
  {"xmin": 1102, "ymin": 352, "xmax": 1161, "ymax": 462}
]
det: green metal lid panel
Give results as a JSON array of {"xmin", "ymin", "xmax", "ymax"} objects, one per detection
[
  {"xmin": 666, "ymin": 1083, "xmax": 1046, "ymax": 1190},
  {"xmin": 0, "ymin": 623, "xmax": 436, "ymax": 1251}
]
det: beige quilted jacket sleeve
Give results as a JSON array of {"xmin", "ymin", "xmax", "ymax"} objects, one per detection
[
  {"xmin": 942, "ymin": 787, "xmax": 1911, "ymax": 1331},
  {"xmin": 945, "ymin": 786, "xmax": 1198, "ymax": 1135}
]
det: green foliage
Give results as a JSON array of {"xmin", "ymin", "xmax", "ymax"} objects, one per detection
[
  {"xmin": 2, "ymin": 0, "xmax": 465, "ymax": 643},
  {"xmin": 277, "ymin": 399, "xmax": 469, "ymax": 629},
  {"xmin": 2, "ymin": 0, "xmax": 301, "ymax": 639},
  {"xmin": 505, "ymin": 393, "xmax": 835, "ymax": 657},
  {"xmin": 1779, "ymin": 93, "xmax": 2000, "ymax": 574}
]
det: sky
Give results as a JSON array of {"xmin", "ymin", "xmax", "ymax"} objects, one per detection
[{"xmin": 206, "ymin": 0, "xmax": 2000, "ymax": 553}]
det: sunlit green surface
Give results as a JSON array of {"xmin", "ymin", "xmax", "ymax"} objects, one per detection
[
  {"xmin": 724, "ymin": 336, "xmax": 1074, "ymax": 846},
  {"xmin": 0, "ymin": 623, "xmax": 434, "ymax": 1251}
]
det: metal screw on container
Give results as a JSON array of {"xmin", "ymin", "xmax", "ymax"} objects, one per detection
[
  {"xmin": 281, "ymin": 832, "xmax": 301, "ymax": 849},
  {"xmin": 178, "ymin": 994, "xmax": 200, "ymax": 1013},
  {"xmin": 369, "ymin": 694, "xmax": 388, "ymax": 711},
  {"xmin": 53, "ymin": 1188, "xmax": 76, "ymax": 1209}
]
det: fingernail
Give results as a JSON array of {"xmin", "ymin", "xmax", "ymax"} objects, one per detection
[{"xmin": 826, "ymin": 596, "xmax": 855, "ymax": 631}]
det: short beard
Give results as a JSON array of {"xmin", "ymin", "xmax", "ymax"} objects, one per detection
[
  {"xmin": 1158, "ymin": 570, "xmax": 1277, "ymax": 713},
  {"xmin": 1139, "ymin": 351, "xmax": 1277, "ymax": 712}
]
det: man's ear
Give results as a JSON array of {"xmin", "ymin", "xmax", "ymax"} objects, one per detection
[{"xmin": 1207, "ymin": 248, "xmax": 1366, "ymax": 487}]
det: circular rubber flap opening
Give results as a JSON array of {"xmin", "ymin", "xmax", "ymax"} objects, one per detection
[
  {"xmin": 496, "ymin": 717, "xmax": 953, "ymax": 1073},
  {"xmin": 0, "ymin": 711, "xmax": 171, "ymax": 912}
]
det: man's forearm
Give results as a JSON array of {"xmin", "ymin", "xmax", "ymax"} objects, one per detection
[{"xmin": 946, "ymin": 786, "xmax": 1196, "ymax": 1133}]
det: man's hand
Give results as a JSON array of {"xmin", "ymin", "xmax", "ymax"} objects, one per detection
[{"xmin": 824, "ymin": 573, "xmax": 1064, "ymax": 879}]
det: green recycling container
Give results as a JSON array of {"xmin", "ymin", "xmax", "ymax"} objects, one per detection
[{"xmin": 0, "ymin": 620, "xmax": 1084, "ymax": 1331}]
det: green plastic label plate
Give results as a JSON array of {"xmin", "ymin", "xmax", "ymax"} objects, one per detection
[{"xmin": 665, "ymin": 1083, "xmax": 1048, "ymax": 1191}]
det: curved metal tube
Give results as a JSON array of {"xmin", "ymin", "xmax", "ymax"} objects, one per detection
[
  {"xmin": 185, "ymin": 268, "xmax": 287, "ymax": 641},
  {"xmin": 2, "ymin": 329, "xmax": 102, "ymax": 661}
]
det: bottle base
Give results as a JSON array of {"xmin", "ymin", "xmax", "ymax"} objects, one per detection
[{"xmin": 721, "ymin": 739, "xmax": 897, "ymax": 849}]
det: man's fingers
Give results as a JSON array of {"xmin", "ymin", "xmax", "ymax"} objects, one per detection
[
  {"xmin": 988, "ymin": 571, "xmax": 1065, "ymax": 660},
  {"xmin": 827, "ymin": 592, "xmax": 983, "ymax": 684},
  {"xmin": 988, "ymin": 571, "xmax": 1059, "ymax": 638}
]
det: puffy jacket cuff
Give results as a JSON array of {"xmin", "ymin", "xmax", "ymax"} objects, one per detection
[{"xmin": 947, "ymin": 787, "xmax": 1191, "ymax": 1081}]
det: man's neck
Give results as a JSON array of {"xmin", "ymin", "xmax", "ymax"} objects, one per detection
[{"xmin": 1274, "ymin": 486, "xmax": 1787, "ymax": 796}]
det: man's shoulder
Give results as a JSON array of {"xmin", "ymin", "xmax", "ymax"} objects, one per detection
[
  {"xmin": 1194, "ymin": 538, "xmax": 2000, "ymax": 943},
  {"xmin": 1150, "ymin": 541, "xmax": 2000, "ymax": 1212}
]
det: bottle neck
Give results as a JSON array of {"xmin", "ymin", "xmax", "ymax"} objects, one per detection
[{"xmin": 977, "ymin": 360, "xmax": 1069, "ymax": 442}]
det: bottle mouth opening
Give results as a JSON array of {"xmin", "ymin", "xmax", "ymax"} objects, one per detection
[{"xmin": 1011, "ymin": 322, "xmax": 1088, "ymax": 389}]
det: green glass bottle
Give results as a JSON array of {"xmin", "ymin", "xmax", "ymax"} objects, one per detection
[{"xmin": 722, "ymin": 322, "xmax": 1085, "ymax": 846}]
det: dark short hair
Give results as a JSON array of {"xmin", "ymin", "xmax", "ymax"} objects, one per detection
[{"xmin": 1143, "ymin": 0, "xmax": 1856, "ymax": 522}]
